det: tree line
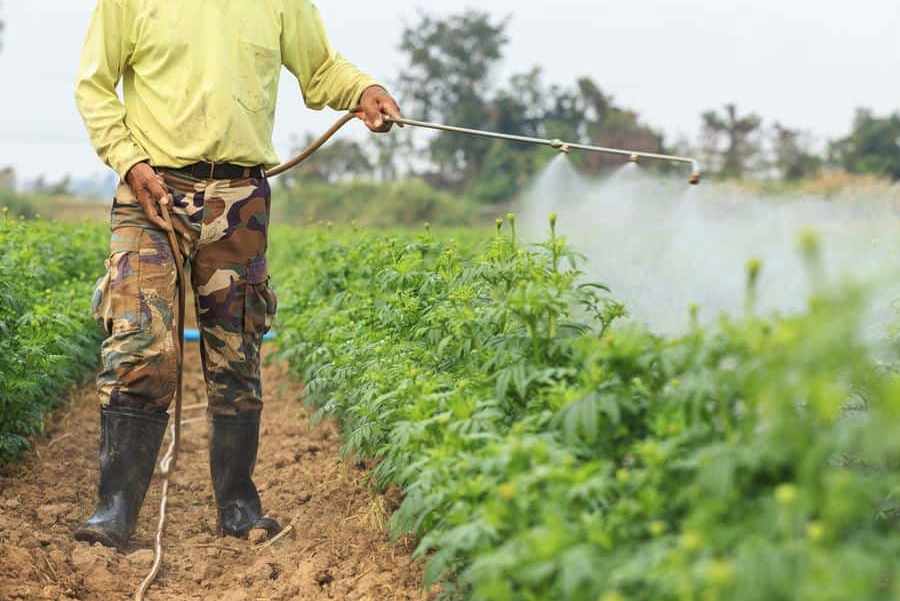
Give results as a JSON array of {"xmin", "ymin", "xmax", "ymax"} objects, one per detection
[
  {"xmin": 288, "ymin": 10, "xmax": 900, "ymax": 203},
  {"xmin": 5, "ymin": 6, "xmax": 896, "ymax": 202},
  {"xmin": 700, "ymin": 104, "xmax": 900, "ymax": 183}
]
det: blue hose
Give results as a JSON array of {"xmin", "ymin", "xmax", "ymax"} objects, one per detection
[{"xmin": 183, "ymin": 329, "xmax": 277, "ymax": 342}]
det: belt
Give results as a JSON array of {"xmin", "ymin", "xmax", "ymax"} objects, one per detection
[{"xmin": 166, "ymin": 162, "xmax": 265, "ymax": 180}]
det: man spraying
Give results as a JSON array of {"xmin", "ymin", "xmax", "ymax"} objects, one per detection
[{"xmin": 74, "ymin": 0, "xmax": 401, "ymax": 549}]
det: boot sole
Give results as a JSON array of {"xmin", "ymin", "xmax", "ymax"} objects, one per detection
[
  {"xmin": 220, "ymin": 517, "xmax": 283, "ymax": 540},
  {"xmin": 73, "ymin": 527, "xmax": 125, "ymax": 550}
]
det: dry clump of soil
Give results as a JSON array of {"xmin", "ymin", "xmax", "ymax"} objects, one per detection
[{"xmin": 0, "ymin": 343, "xmax": 433, "ymax": 601}]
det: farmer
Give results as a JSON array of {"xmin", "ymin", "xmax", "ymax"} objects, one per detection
[{"xmin": 73, "ymin": 0, "xmax": 400, "ymax": 549}]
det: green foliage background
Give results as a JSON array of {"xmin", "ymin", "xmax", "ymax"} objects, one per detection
[
  {"xmin": 272, "ymin": 177, "xmax": 479, "ymax": 228},
  {"xmin": 0, "ymin": 189, "xmax": 49, "ymax": 219},
  {"xmin": 831, "ymin": 109, "xmax": 900, "ymax": 181},
  {"xmin": 0, "ymin": 211, "xmax": 106, "ymax": 460},
  {"xmin": 270, "ymin": 220, "xmax": 900, "ymax": 600}
]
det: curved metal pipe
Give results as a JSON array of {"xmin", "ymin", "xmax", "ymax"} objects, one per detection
[{"xmin": 265, "ymin": 112, "xmax": 358, "ymax": 178}]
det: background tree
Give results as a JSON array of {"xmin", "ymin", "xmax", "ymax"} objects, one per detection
[
  {"xmin": 369, "ymin": 132, "xmax": 408, "ymax": 183},
  {"xmin": 541, "ymin": 81, "xmax": 587, "ymax": 142},
  {"xmin": 582, "ymin": 103, "xmax": 665, "ymax": 174},
  {"xmin": 293, "ymin": 8, "xmax": 895, "ymax": 209},
  {"xmin": 701, "ymin": 104, "xmax": 763, "ymax": 179},
  {"xmin": 398, "ymin": 10, "xmax": 509, "ymax": 187},
  {"xmin": 471, "ymin": 68, "xmax": 554, "ymax": 203},
  {"xmin": 522, "ymin": 75, "xmax": 665, "ymax": 175},
  {"xmin": 771, "ymin": 123, "xmax": 822, "ymax": 181},
  {"xmin": 284, "ymin": 134, "xmax": 372, "ymax": 185},
  {"xmin": 490, "ymin": 68, "xmax": 547, "ymax": 138},
  {"xmin": 32, "ymin": 175, "xmax": 72, "ymax": 196},
  {"xmin": 830, "ymin": 108, "xmax": 900, "ymax": 181},
  {"xmin": 393, "ymin": 10, "xmax": 672, "ymax": 200}
]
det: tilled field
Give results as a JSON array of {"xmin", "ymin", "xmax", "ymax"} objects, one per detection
[{"xmin": 0, "ymin": 342, "xmax": 430, "ymax": 601}]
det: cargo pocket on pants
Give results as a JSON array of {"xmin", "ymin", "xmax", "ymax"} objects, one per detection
[
  {"xmin": 93, "ymin": 248, "xmax": 142, "ymax": 335},
  {"xmin": 93, "ymin": 228, "xmax": 176, "ymax": 335},
  {"xmin": 244, "ymin": 255, "xmax": 276, "ymax": 336}
]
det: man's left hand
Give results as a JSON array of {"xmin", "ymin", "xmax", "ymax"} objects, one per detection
[{"xmin": 359, "ymin": 86, "xmax": 402, "ymax": 133}]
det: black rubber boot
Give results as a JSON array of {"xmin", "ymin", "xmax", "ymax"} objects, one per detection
[
  {"xmin": 209, "ymin": 411, "xmax": 281, "ymax": 538},
  {"xmin": 74, "ymin": 406, "xmax": 169, "ymax": 549}
]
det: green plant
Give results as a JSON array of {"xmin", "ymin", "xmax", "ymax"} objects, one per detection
[
  {"xmin": 270, "ymin": 218, "xmax": 900, "ymax": 600},
  {"xmin": 0, "ymin": 214, "xmax": 106, "ymax": 460},
  {"xmin": 272, "ymin": 177, "xmax": 479, "ymax": 228}
]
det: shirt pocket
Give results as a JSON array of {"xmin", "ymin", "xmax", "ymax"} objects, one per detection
[{"xmin": 235, "ymin": 39, "xmax": 281, "ymax": 113}]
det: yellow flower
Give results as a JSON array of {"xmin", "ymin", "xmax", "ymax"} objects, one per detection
[
  {"xmin": 747, "ymin": 258, "xmax": 762, "ymax": 283},
  {"xmin": 689, "ymin": 303, "xmax": 700, "ymax": 320},
  {"xmin": 707, "ymin": 559, "xmax": 734, "ymax": 585},
  {"xmin": 680, "ymin": 530, "xmax": 702, "ymax": 551},
  {"xmin": 499, "ymin": 484, "xmax": 517, "ymax": 501},
  {"xmin": 649, "ymin": 521, "xmax": 666, "ymax": 537},
  {"xmin": 775, "ymin": 484, "xmax": 798, "ymax": 505},
  {"xmin": 806, "ymin": 521, "xmax": 825, "ymax": 542},
  {"xmin": 800, "ymin": 229, "xmax": 820, "ymax": 256}
]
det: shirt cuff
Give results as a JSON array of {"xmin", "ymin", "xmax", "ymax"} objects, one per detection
[
  {"xmin": 353, "ymin": 78, "xmax": 385, "ymax": 109},
  {"xmin": 111, "ymin": 146, "xmax": 152, "ymax": 181}
]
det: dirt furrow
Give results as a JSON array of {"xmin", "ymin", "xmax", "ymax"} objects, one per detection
[{"xmin": 0, "ymin": 341, "xmax": 430, "ymax": 601}]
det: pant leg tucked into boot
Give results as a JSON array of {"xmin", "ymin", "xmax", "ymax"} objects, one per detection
[
  {"xmin": 75, "ymin": 406, "xmax": 169, "ymax": 549},
  {"xmin": 209, "ymin": 411, "xmax": 281, "ymax": 538}
]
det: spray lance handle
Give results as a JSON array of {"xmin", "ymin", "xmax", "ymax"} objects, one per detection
[
  {"xmin": 265, "ymin": 109, "xmax": 702, "ymax": 184},
  {"xmin": 355, "ymin": 108, "xmax": 406, "ymax": 131}
]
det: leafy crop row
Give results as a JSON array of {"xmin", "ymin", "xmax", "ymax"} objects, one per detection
[
  {"xmin": 0, "ymin": 211, "xmax": 106, "ymax": 460},
  {"xmin": 271, "ymin": 219, "xmax": 900, "ymax": 600}
]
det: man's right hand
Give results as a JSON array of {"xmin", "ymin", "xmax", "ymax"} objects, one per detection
[{"xmin": 126, "ymin": 162, "xmax": 173, "ymax": 232}]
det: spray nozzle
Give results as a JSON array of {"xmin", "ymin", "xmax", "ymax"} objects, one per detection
[{"xmin": 549, "ymin": 139, "xmax": 570, "ymax": 154}]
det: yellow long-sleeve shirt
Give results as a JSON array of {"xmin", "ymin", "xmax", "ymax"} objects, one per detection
[{"xmin": 75, "ymin": 0, "xmax": 380, "ymax": 179}]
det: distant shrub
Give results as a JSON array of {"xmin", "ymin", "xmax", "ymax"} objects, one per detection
[
  {"xmin": 272, "ymin": 177, "xmax": 480, "ymax": 227},
  {"xmin": 0, "ymin": 189, "xmax": 42, "ymax": 219}
]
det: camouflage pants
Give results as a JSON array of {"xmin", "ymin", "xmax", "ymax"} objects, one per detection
[{"xmin": 92, "ymin": 170, "xmax": 276, "ymax": 416}]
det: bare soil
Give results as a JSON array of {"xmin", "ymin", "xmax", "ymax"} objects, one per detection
[{"xmin": 0, "ymin": 341, "xmax": 432, "ymax": 601}]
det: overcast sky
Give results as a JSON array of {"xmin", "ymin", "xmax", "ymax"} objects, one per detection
[{"xmin": 0, "ymin": 0, "xmax": 898, "ymax": 183}]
